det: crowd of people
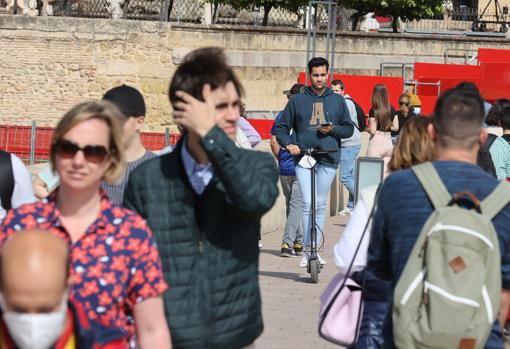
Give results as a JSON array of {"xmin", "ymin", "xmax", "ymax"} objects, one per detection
[{"xmin": 1, "ymin": 47, "xmax": 510, "ymax": 349}]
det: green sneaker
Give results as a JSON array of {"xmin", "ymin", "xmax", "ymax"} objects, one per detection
[{"xmin": 293, "ymin": 242, "xmax": 303, "ymax": 255}]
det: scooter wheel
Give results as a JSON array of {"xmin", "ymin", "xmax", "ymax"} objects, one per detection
[{"xmin": 310, "ymin": 259, "xmax": 320, "ymax": 283}]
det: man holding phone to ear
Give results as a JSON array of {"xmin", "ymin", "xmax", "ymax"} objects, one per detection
[{"xmin": 273, "ymin": 57, "xmax": 354, "ymax": 268}]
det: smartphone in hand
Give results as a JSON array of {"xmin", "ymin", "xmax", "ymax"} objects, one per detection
[{"xmin": 320, "ymin": 122, "xmax": 333, "ymax": 127}]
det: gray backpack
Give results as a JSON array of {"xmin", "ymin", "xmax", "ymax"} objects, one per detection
[{"xmin": 393, "ymin": 162, "xmax": 510, "ymax": 349}]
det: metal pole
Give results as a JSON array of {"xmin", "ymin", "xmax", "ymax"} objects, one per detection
[
  {"xmin": 329, "ymin": 3, "xmax": 337, "ymax": 77},
  {"xmin": 312, "ymin": 4, "xmax": 318, "ymax": 60},
  {"xmin": 30, "ymin": 120, "xmax": 36, "ymax": 166},
  {"xmin": 305, "ymin": 2, "xmax": 313, "ymax": 86},
  {"xmin": 164, "ymin": 127, "xmax": 170, "ymax": 147},
  {"xmin": 325, "ymin": 1, "xmax": 332, "ymax": 62}
]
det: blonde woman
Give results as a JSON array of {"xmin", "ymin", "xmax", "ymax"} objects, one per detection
[{"xmin": 1, "ymin": 101, "xmax": 171, "ymax": 349}]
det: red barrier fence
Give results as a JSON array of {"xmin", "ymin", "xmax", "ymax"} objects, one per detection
[
  {"xmin": 1, "ymin": 119, "xmax": 269, "ymax": 164},
  {"xmin": 0, "ymin": 125, "xmax": 181, "ymax": 164}
]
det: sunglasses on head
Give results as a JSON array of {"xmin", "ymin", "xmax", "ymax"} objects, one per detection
[
  {"xmin": 399, "ymin": 101, "xmax": 410, "ymax": 106},
  {"xmin": 54, "ymin": 139, "xmax": 110, "ymax": 163}
]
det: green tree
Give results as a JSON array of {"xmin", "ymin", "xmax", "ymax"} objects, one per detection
[
  {"xmin": 338, "ymin": 0, "xmax": 443, "ymax": 32},
  {"xmin": 226, "ymin": 0, "xmax": 308, "ymax": 26}
]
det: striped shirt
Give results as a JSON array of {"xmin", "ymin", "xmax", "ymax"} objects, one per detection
[{"xmin": 101, "ymin": 151, "xmax": 156, "ymax": 206}]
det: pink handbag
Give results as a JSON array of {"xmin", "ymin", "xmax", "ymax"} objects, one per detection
[
  {"xmin": 318, "ymin": 194, "xmax": 378, "ymax": 347},
  {"xmin": 318, "ymin": 272, "xmax": 363, "ymax": 346}
]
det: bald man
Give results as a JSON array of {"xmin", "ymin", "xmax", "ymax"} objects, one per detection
[{"xmin": 0, "ymin": 229, "xmax": 128, "ymax": 349}]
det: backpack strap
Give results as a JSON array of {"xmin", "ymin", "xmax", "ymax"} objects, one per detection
[
  {"xmin": 412, "ymin": 162, "xmax": 451, "ymax": 209},
  {"xmin": 481, "ymin": 181, "xmax": 510, "ymax": 220},
  {"xmin": 0, "ymin": 151, "xmax": 14, "ymax": 211}
]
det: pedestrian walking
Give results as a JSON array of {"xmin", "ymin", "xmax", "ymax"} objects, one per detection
[
  {"xmin": 272, "ymin": 57, "xmax": 354, "ymax": 268},
  {"xmin": 366, "ymin": 88, "xmax": 510, "ymax": 349},
  {"xmin": 270, "ymin": 83, "xmax": 305, "ymax": 257},
  {"xmin": 331, "ymin": 79, "xmax": 362, "ymax": 216},
  {"xmin": 1, "ymin": 101, "xmax": 171, "ymax": 349},
  {"xmin": 124, "ymin": 47, "xmax": 279, "ymax": 349},
  {"xmin": 366, "ymin": 84, "xmax": 398, "ymax": 177}
]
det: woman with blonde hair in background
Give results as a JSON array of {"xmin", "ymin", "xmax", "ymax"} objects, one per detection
[
  {"xmin": 333, "ymin": 116, "xmax": 435, "ymax": 349},
  {"xmin": 1, "ymin": 101, "xmax": 171, "ymax": 349},
  {"xmin": 366, "ymin": 84, "xmax": 399, "ymax": 177}
]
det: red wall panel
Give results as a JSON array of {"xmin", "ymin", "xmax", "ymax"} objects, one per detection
[
  {"xmin": 478, "ymin": 48, "xmax": 510, "ymax": 64},
  {"xmin": 298, "ymin": 72, "xmax": 403, "ymax": 114}
]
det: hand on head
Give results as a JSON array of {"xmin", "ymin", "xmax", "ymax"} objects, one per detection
[{"xmin": 172, "ymin": 84, "xmax": 217, "ymax": 138}]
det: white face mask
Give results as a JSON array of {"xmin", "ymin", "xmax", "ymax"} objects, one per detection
[{"xmin": 1, "ymin": 293, "xmax": 68, "ymax": 349}]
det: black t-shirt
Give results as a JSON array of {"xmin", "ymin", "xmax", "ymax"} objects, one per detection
[
  {"xmin": 368, "ymin": 106, "xmax": 397, "ymax": 132},
  {"xmin": 392, "ymin": 110, "xmax": 417, "ymax": 137},
  {"xmin": 502, "ymin": 134, "xmax": 510, "ymax": 145}
]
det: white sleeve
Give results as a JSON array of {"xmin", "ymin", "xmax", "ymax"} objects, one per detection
[
  {"xmin": 333, "ymin": 198, "xmax": 371, "ymax": 275},
  {"xmin": 10, "ymin": 154, "xmax": 36, "ymax": 208}
]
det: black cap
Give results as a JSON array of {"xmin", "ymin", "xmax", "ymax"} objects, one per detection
[{"xmin": 103, "ymin": 84, "xmax": 146, "ymax": 118}]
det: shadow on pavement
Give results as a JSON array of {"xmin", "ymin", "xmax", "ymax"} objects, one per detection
[
  {"xmin": 259, "ymin": 248, "xmax": 286, "ymax": 257},
  {"xmin": 259, "ymin": 270, "xmax": 309, "ymax": 282}
]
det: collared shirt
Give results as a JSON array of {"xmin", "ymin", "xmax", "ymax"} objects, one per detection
[
  {"xmin": 181, "ymin": 141, "xmax": 214, "ymax": 195},
  {"xmin": 488, "ymin": 136, "xmax": 510, "ymax": 180},
  {"xmin": 0, "ymin": 193, "xmax": 167, "ymax": 339}
]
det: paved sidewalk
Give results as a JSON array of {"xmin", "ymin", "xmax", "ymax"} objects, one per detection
[{"xmin": 255, "ymin": 214, "xmax": 350, "ymax": 349}]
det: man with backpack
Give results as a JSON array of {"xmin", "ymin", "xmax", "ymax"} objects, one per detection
[
  {"xmin": 0, "ymin": 150, "xmax": 35, "ymax": 224},
  {"xmin": 366, "ymin": 88, "xmax": 510, "ymax": 349},
  {"xmin": 331, "ymin": 80, "xmax": 364, "ymax": 215}
]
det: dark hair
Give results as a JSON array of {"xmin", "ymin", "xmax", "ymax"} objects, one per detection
[
  {"xmin": 500, "ymin": 105, "xmax": 510, "ymax": 130},
  {"xmin": 103, "ymin": 84, "xmax": 146, "ymax": 118},
  {"xmin": 290, "ymin": 83, "xmax": 305, "ymax": 95},
  {"xmin": 168, "ymin": 47, "xmax": 244, "ymax": 105},
  {"xmin": 307, "ymin": 57, "xmax": 329, "ymax": 73},
  {"xmin": 434, "ymin": 88, "xmax": 485, "ymax": 148},
  {"xmin": 486, "ymin": 98, "xmax": 510, "ymax": 127},
  {"xmin": 371, "ymin": 84, "xmax": 392, "ymax": 131},
  {"xmin": 331, "ymin": 80, "xmax": 344, "ymax": 90},
  {"xmin": 455, "ymin": 81, "xmax": 482, "ymax": 97}
]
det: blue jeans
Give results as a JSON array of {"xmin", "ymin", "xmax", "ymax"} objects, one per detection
[
  {"xmin": 295, "ymin": 164, "xmax": 337, "ymax": 247},
  {"xmin": 340, "ymin": 145, "xmax": 361, "ymax": 209}
]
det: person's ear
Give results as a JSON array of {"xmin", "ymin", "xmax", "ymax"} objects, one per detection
[
  {"xmin": 135, "ymin": 116, "xmax": 145, "ymax": 131},
  {"xmin": 427, "ymin": 122, "xmax": 437, "ymax": 142},
  {"xmin": 479, "ymin": 128, "xmax": 488, "ymax": 145}
]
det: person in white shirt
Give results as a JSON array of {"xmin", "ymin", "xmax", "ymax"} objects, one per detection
[{"xmin": 0, "ymin": 151, "xmax": 36, "ymax": 223}]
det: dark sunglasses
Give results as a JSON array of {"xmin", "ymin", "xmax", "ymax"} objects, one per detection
[
  {"xmin": 399, "ymin": 101, "xmax": 410, "ymax": 106},
  {"xmin": 54, "ymin": 139, "xmax": 110, "ymax": 163}
]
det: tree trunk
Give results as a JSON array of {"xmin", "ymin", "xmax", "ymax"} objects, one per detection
[
  {"xmin": 212, "ymin": 2, "xmax": 219, "ymax": 24},
  {"xmin": 392, "ymin": 16, "xmax": 399, "ymax": 32},
  {"xmin": 166, "ymin": 0, "xmax": 173, "ymax": 21},
  {"xmin": 351, "ymin": 12, "xmax": 363, "ymax": 31},
  {"xmin": 262, "ymin": 4, "xmax": 272, "ymax": 26}
]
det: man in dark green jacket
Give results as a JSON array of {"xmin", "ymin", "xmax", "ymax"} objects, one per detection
[{"xmin": 124, "ymin": 47, "xmax": 279, "ymax": 349}]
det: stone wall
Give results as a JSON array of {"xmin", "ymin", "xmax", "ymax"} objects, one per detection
[{"xmin": 1, "ymin": 15, "xmax": 510, "ymax": 130}]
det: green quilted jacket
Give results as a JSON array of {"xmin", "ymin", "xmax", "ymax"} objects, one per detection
[{"xmin": 124, "ymin": 126, "xmax": 279, "ymax": 349}]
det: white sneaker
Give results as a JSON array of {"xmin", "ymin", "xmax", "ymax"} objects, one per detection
[
  {"xmin": 258, "ymin": 240, "xmax": 263, "ymax": 249},
  {"xmin": 299, "ymin": 255, "xmax": 308, "ymax": 268},
  {"xmin": 338, "ymin": 207, "xmax": 352, "ymax": 216},
  {"xmin": 318, "ymin": 253, "xmax": 327, "ymax": 265}
]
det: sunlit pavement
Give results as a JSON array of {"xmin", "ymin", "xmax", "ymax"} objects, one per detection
[{"xmin": 256, "ymin": 214, "xmax": 350, "ymax": 349}]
